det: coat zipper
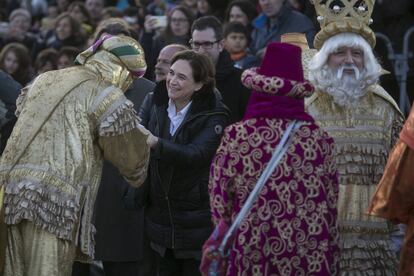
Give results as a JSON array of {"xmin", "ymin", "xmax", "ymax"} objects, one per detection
[
  {"xmin": 154, "ymin": 109, "xmax": 176, "ymax": 249},
  {"xmin": 154, "ymin": 108, "xmax": 227, "ymax": 249}
]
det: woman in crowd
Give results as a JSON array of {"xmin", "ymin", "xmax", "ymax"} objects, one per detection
[
  {"xmin": 141, "ymin": 5, "xmax": 194, "ymax": 80},
  {"xmin": 196, "ymin": 0, "xmax": 212, "ymax": 18},
  {"xmin": 138, "ymin": 50, "xmax": 229, "ymax": 275},
  {"xmin": 68, "ymin": 1, "xmax": 94, "ymax": 36},
  {"xmin": 0, "ymin": 8, "xmax": 37, "ymax": 51},
  {"xmin": 0, "ymin": 42, "xmax": 32, "ymax": 86},
  {"xmin": 33, "ymin": 12, "xmax": 86, "ymax": 57},
  {"xmin": 225, "ymin": 0, "xmax": 257, "ymax": 31}
]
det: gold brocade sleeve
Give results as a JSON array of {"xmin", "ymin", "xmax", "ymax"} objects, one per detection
[
  {"xmin": 98, "ymin": 126, "xmax": 150, "ymax": 187},
  {"xmin": 97, "ymin": 100, "xmax": 150, "ymax": 188}
]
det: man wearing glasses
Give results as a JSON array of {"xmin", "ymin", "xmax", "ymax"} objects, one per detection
[{"xmin": 190, "ymin": 16, "xmax": 251, "ymax": 123}]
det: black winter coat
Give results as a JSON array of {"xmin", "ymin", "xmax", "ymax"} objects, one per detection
[
  {"xmin": 138, "ymin": 81, "xmax": 230, "ymax": 253},
  {"xmin": 215, "ymin": 50, "xmax": 251, "ymax": 123}
]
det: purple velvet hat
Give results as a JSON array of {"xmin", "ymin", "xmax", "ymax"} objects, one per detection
[{"xmin": 241, "ymin": 42, "xmax": 314, "ymax": 98}]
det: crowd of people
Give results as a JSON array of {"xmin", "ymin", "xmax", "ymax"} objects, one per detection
[{"xmin": 0, "ymin": 0, "xmax": 413, "ymax": 276}]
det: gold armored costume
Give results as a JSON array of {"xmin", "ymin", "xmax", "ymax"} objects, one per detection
[{"xmin": 0, "ymin": 35, "xmax": 149, "ymax": 275}]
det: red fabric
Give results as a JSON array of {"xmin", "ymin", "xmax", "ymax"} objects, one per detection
[
  {"xmin": 208, "ymin": 119, "xmax": 340, "ymax": 275},
  {"xmin": 259, "ymin": 42, "xmax": 304, "ymax": 82},
  {"xmin": 243, "ymin": 91, "xmax": 314, "ymax": 121},
  {"xmin": 200, "ymin": 220, "xmax": 231, "ymax": 276},
  {"xmin": 241, "ymin": 42, "xmax": 314, "ymax": 99}
]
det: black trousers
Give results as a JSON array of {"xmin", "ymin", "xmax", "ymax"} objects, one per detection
[
  {"xmin": 103, "ymin": 261, "xmax": 139, "ymax": 276},
  {"xmin": 156, "ymin": 249, "xmax": 201, "ymax": 276}
]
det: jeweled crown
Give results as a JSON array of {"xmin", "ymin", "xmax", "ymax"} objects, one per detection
[{"xmin": 310, "ymin": 0, "xmax": 376, "ymax": 49}]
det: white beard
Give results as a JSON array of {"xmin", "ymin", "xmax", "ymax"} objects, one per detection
[{"xmin": 310, "ymin": 64, "xmax": 374, "ymax": 107}]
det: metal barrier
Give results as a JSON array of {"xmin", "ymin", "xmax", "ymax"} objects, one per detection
[{"xmin": 376, "ymin": 26, "xmax": 414, "ymax": 115}]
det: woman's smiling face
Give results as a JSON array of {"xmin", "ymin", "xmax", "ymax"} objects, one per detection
[{"xmin": 166, "ymin": 59, "xmax": 202, "ymax": 109}]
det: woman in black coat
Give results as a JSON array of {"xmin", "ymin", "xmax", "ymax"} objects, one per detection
[{"xmin": 139, "ymin": 50, "xmax": 230, "ymax": 275}]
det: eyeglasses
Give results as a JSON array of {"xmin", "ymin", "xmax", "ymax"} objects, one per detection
[
  {"xmin": 170, "ymin": 18, "xmax": 188, "ymax": 24},
  {"xmin": 189, "ymin": 39, "xmax": 219, "ymax": 50}
]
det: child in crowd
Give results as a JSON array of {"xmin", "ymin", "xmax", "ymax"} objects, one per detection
[
  {"xmin": 223, "ymin": 21, "xmax": 260, "ymax": 70},
  {"xmin": 34, "ymin": 47, "xmax": 58, "ymax": 75},
  {"xmin": 56, "ymin": 46, "xmax": 79, "ymax": 69}
]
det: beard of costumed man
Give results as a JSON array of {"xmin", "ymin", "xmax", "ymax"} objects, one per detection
[
  {"xmin": 0, "ymin": 35, "xmax": 150, "ymax": 276},
  {"xmin": 304, "ymin": 0, "xmax": 404, "ymax": 274}
]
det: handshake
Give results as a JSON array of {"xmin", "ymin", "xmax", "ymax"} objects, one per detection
[{"xmin": 146, "ymin": 131, "xmax": 159, "ymax": 148}]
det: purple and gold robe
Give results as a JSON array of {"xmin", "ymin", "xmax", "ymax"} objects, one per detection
[{"xmin": 209, "ymin": 93, "xmax": 340, "ymax": 275}]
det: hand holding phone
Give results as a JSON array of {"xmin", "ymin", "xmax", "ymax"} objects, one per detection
[{"xmin": 151, "ymin": 16, "xmax": 167, "ymax": 29}]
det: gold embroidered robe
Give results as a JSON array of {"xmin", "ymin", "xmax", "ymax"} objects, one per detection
[
  {"xmin": 0, "ymin": 53, "xmax": 150, "ymax": 262},
  {"xmin": 305, "ymin": 85, "xmax": 404, "ymax": 275}
]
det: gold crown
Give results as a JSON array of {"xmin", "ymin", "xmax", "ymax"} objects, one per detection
[{"xmin": 310, "ymin": 0, "xmax": 376, "ymax": 49}]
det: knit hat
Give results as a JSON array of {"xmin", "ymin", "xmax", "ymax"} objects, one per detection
[
  {"xmin": 241, "ymin": 42, "xmax": 314, "ymax": 98},
  {"xmin": 9, "ymin": 8, "xmax": 32, "ymax": 23}
]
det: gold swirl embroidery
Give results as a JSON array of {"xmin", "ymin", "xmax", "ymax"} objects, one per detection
[{"xmin": 209, "ymin": 118, "xmax": 339, "ymax": 275}]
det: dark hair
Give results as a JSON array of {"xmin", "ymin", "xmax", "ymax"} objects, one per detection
[
  {"xmin": 225, "ymin": 0, "xmax": 258, "ymax": 23},
  {"xmin": 163, "ymin": 5, "xmax": 195, "ymax": 44},
  {"xmin": 191, "ymin": 15, "xmax": 223, "ymax": 41},
  {"xmin": 102, "ymin": 6, "xmax": 124, "ymax": 19},
  {"xmin": 93, "ymin": 18, "xmax": 132, "ymax": 42},
  {"xmin": 170, "ymin": 50, "xmax": 215, "ymax": 96},
  {"xmin": 58, "ymin": 46, "xmax": 80, "ymax": 58},
  {"xmin": 224, "ymin": 21, "xmax": 249, "ymax": 40},
  {"xmin": 68, "ymin": 1, "xmax": 93, "ymax": 26},
  {"xmin": 35, "ymin": 48, "xmax": 58, "ymax": 73},
  {"xmin": 0, "ymin": 42, "xmax": 32, "ymax": 85}
]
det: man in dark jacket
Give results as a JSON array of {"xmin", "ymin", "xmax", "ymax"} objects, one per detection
[
  {"xmin": 250, "ymin": 0, "xmax": 316, "ymax": 59},
  {"xmin": 190, "ymin": 16, "xmax": 251, "ymax": 123}
]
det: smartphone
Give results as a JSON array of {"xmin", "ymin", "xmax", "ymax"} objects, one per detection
[
  {"xmin": 0, "ymin": 22, "xmax": 9, "ymax": 37},
  {"xmin": 151, "ymin": 15, "xmax": 167, "ymax": 29}
]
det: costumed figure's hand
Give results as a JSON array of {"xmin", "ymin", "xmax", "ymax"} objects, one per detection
[{"xmin": 146, "ymin": 132, "xmax": 159, "ymax": 148}]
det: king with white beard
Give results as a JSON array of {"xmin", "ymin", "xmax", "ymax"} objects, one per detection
[{"xmin": 306, "ymin": 31, "xmax": 404, "ymax": 275}]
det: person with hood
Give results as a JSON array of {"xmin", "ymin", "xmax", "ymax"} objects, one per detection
[{"xmin": 0, "ymin": 35, "xmax": 150, "ymax": 276}]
